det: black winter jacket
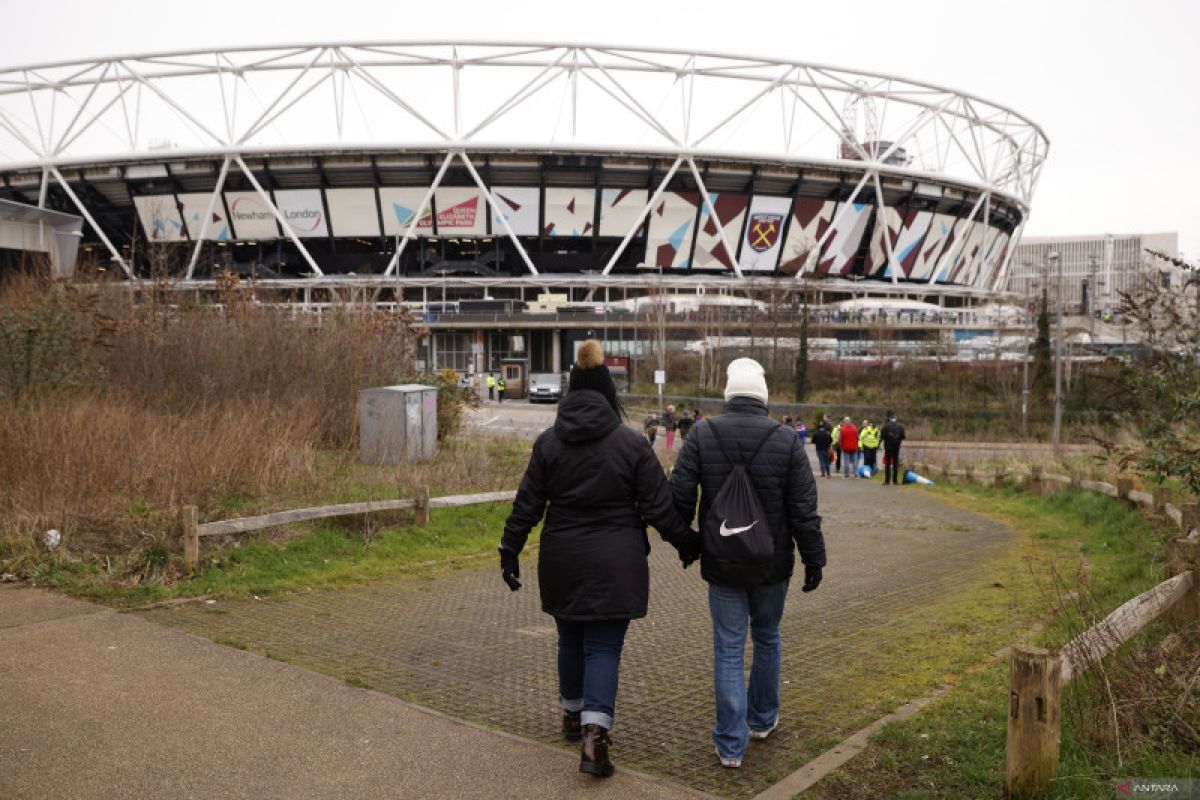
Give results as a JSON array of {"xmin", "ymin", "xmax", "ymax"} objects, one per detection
[
  {"xmin": 501, "ymin": 389, "xmax": 692, "ymax": 621},
  {"xmin": 810, "ymin": 426, "xmax": 833, "ymax": 451},
  {"xmin": 669, "ymin": 397, "xmax": 826, "ymax": 586},
  {"xmin": 882, "ymin": 419, "xmax": 906, "ymax": 451}
]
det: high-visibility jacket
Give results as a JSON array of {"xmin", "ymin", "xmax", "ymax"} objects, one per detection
[
  {"xmin": 486, "ymin": 375, "xmax": 496, "ymax": 388},
  {"xmin": 497, "ymin": 379, "xmax": 506, "ymax": 391},
  {"xmin": 831, "ymin": 424, "xmax": 841, "ymax": 449},
  {"xmin": 860, "ymin": 425, "xmax": 881, "ymax": 449}
]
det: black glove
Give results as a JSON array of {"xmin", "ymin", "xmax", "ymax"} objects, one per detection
[
  {"xmin": 801, "ymin": 564, "xmax": 822, "ymax": 593},
  {"xmin": 677, "ymin": 529, "xmax": 701, "ymax": 569},
  {"xmin": 499, "ymin": 547, "xmax": 521, "ymax": 591}
]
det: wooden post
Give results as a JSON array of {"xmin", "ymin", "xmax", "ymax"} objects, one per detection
[
  {"xmin": 1164, "ymin": 539, "xmax": 1200, "ymax": 627},
  {"xmin": 994, "ymin": 466, "xmax": 1006, "ymax": 488},
  {"xmin": 940, "ymin": 464, "xmax": 951, "ymax": 483},
  {"xmin": 1070, "ymin": 470, "xmax": 1082, "ymax": 489},
  {"xmin": 964, "ymin": 464, "xmax": 975, "ymax": 484},
  {"xmin": 1026, "ymin": 465, "xmax": 1043, "ymax": 496},
  {"xmin": 414, "ymin": 485, "xmax": 430, "ymax": 527},
  {"xmin": 1005, "ymin": 646, "xmax": 1063, "ymax": 799},
  {"xmin": 1152, "ymin": 486, "xmax": 1172, "ymax": 513},
  {"xmin": 1182, "ymin": 502, "xmax": 1199, "ymax": 538},
  {"xmin": 1117, "ymin": 477, "xmax": 1133, "ymax": 503},
  {"xmin": 180, "ymin": 505, "xmax": 199, "ymax": 572}
]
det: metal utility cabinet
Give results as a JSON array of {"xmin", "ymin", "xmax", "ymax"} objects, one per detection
[{"xmin": 358, "ymin": 384, "xmax": 438, "ymax": 464}]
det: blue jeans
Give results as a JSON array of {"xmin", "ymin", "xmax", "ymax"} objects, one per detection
[
  {"xmin": 555, "ymin": 618, "xmax": 630, "ymax": 730},
  {"xmin": 815, "ymin": 447, "xmax": 831, "ymax": 477},
  {"xmin": 842, "ymin": 449, "xmax": 860, "ymax": 477},
  {"xmin": 708, "ymin": 581, "xmax": 790, "ymax": 760}
]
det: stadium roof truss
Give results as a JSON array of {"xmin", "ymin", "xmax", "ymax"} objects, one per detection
[{"xmin": 0, "ymin": 43, "xmax": 1048, "ymax": 292}]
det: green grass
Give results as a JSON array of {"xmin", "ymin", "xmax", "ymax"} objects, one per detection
[
  {"xmin": 38, "ymin": 502, "xmax": 522, "ymax": 607},
  {"xmin": 803, "ymin": 482, "xmax": 1194, "ymax": 800}
]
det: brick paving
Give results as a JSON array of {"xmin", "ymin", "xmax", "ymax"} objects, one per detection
[{"xmin": 139, "ymin": 476, "xmax": 1022, "ymax": 798}]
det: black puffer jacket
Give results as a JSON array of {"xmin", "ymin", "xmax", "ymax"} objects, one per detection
[
  {"xmin": 669, "ymin": 396, "xmax": 826, "ymax": 586},
  {"xmin": 501, "ymin": 390, "xmax": 692, "ymax": 621}
]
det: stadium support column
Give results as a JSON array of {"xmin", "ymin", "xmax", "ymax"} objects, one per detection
[
  {"xmin": 234, "ymin": 156, "xmax": 323, "ymax": 276},
  {"xmin": 552, "ymin": 329, "xmax": 562, "ymax": 373}
]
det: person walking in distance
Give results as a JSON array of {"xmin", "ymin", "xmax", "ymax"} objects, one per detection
[
  {"xmin": 669, "ymin": 358, "xmax": 826, "ymax": 769},
  {"xmin": 838, "ymin": 417, "xmax": 859, "ymax": 479},
  {"xmin": 643, "ymin": 412, "xmax": 659, "ymax": 446},
  {"xmin": 662, "ymin": 404, "xmax": 678, "ymax": 451},
  {"xmin": 830, "ymin": 418, "xmax": 842, "ymax": 474},
  {"xmin": 487, "ymin": 373, "xmax": 496, "ymax": 402},
  {"xmin": 859, "ymin": 419, "xmax": 881, "ymax": 473},
  {"xmin": 677, "ymin": 410, "xmax": 694, "ymax": 440},
  {"xmin": 500, "ymin": 341, "xmax": 700, "ymax": 778},
  {"xmin": 810, "ymin": 421, "xmax": 833, "ymax": 478},
  {"xmin": 496, "ymin": 377, "xmax": 506, "ymax": 404},
  {"xmin": 881, "ymin": 410, "xmax": 907, "ymax": 486}
]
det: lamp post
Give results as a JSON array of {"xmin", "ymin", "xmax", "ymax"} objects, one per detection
[
  {"xmin": 1049, "ymin": 251, "xmax": 1064, "ymax": 457},
  {"xmin": 1020, "ymin": 260, "xmax": 1032, "ymax": 438}
]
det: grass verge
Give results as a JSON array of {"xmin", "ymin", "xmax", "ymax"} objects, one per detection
[{"xmin": 802, "ymin": 482, "xmax": 1196, "ymax": 800}]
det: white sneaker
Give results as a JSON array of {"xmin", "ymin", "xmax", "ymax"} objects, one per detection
[
  {"xmin": 750, "ymin": 719, "xmax": 779, "ymax": 740},
  {"xmin": 716, "ymin": 746, "xmax": 742, "ymax": 768}
]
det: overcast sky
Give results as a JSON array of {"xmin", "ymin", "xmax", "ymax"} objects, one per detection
[{"xmin": 3, "ymin": 0, "xmax": 1196, "ymax": 257}]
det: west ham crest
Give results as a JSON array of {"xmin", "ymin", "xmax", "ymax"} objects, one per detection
[{"xmin": 748, "ymin": 213, "xmax": 783, "ymax": 253}]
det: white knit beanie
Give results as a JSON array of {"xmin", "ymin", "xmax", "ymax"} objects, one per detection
[{"xmin": 724, "ymin": 358, "xmax": 768, "ymax": 404}]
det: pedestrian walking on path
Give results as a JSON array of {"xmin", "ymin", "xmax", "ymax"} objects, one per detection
[
  {"xmin": 677, "ymin": 411, "xmax": 694, "ymax": 440},
  {"xmin": 643, "ymin": 412, "xmax": 659, "ymax": 446},
  {"xmin": 669, "ymin": 358, "xmax": 826, "ymax": 769},
  {"xmin": 500, "ymin": 340, "xmax": 700, "ymax": 778},
  {"xmin": 497, "ymin": 377, "xmax": 506, "ymax": 403},
  {"xmin": 881, "ymin": 410, "xmax": 907, "ymax": 486},
  {"xmin": 487, "ymin": 373, "xmax": 496, "ymax": 401},
  {"xmin": 838, "ymin": 417, "xmax": 859, "ymax": 478},
  {"xmin": 859, "ymin": 420, "xmax": 881, "ymax": 471},
  {"xmin": 663, "ymin": 404, "xmax": 677, "ymax": 451},
  {"xmin": 810, "ymin": 421, "xmax": 833, "ymax": 478}
]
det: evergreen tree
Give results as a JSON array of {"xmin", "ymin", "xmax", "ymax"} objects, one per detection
[
  {"xmin": 1031, "ymin": 288, "xmax": 1053, "ymax": 401},
  {"xmin": 794, "ymin": 301, "xmax": 810, "ymax": 402}
]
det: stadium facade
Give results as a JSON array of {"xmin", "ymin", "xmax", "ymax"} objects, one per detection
[{"xmin": 0, "ymin": 43, "xmax": 1048, "ymax": 298}]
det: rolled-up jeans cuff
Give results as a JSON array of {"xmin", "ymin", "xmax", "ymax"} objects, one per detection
[
  {"xmin": 581, "ymin": 710, "xmax": 613, "ymax": 730},
  {"xmin": 560, "ymin": 696, "xmax": 584, "ymax": 713}
]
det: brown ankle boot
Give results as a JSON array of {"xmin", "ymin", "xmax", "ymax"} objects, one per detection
[
  {"xmin": 579, "ymin": 724, "xmax": 614, "ymax": 777},
  {"xmin": 562, "ymin": 710, "xmax": 582, "ymax": 742}
]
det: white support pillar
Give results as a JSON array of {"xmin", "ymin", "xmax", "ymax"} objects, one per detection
[
  {"xmin": 552, "ymin": 329, "xmax": 562, "ymax": 373},
  {"xmin": 459, "ymin": 150, "xmax": 539, "ymax": 275},
  {"xmin": 796, "ymin": 170, "xmax": 873, "ymax": 280},
  {"xmin": 49, "ymin": 167, "xmax": 133, "ymax": 279},
  {"xmin": 234, "ymin": 156, "xmax": 323, "ymax": 276},
  {"xmin": 872, "ymin": 172, "xmax": 901, "ymax": 284},
  {"xmin": 687, "ymin": 157, "xmax": 744, "ymax": 279},
  {"xmin": 602, "ymin": 156, "xmax": 683, "ymax": 275},
  {"xmin": 928, "ymin": 192, "xmax": 987, "ymax": 285},
  {"xmin": 383, "ymin": 150, "xmax": 454, "ymax": 278},
  {"xmin": 185, "ymin": 156, "xmax": 231, "ymax": 280}
]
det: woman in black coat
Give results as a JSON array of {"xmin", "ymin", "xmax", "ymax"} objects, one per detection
[{"xmin": 500, "ymin": 340, "xmax": 698, "ymax": 778}]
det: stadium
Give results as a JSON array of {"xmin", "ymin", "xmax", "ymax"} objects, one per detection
[{"xmin": 0, "ymin": 42, "xmax": 1049, "ymax": 378}]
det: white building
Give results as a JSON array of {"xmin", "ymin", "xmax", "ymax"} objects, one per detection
[{"xmin": 1006, "ymin": 232, "xmax": 1180, "ymax": 314}]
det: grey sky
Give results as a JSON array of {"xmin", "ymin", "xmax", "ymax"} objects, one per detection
[{"xmin": 3, "ymin": 0, "xmax": 1196, "ymax": 257}]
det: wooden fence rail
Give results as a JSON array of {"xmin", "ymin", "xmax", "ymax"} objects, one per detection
[{"xmin": 177, "ymin": 487, "xmax": 517, "ymax": 571}]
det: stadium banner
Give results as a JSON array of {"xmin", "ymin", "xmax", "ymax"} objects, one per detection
[
  {"xmin": 963, "ymin": 224, "xmax": 1002, "ymax": 287},
  {"xmin": 892, "ymin": 210, "xmax": 934, "ymax": 278},
  {"xmin": 598, "ymin": 188, "xmax": 648, "ymax": 238},
  {"xmin": 738, "ymin": 195, "xmax": 792, "ymax": 272},
  {"xmin": 176, "ymin": 193, "xmax": 230, "ymax": 241},
  {"xmin": 940, "ymin": 218, "xmax": 983, "ymax": 283},
  {"xmin": 645, "ymin": 191, "xmax": 701, "ymax": 270},
  {"xmin": 326, "ymin": 188, "xmax": 381, "ymax": 237},
  {"xmin": 379, "ymin": 187, "xmax": 433, "ymax": 236},
  {"xmin": 132, "ymin": 195, "xmax": 186, "ymax": 243},
  {"xmin": 491, "ymin": 186, "xmax": 539, "ymax": 236},
  {"xmin": 815, "ymin": 201, "xmax": 872, "ymax": 276},
  {"xmin": 908, "ymin": 212, "xmax": 957, "ymax": 281},
  {"xmin": 692, "ymin": 193, "xmax": 748, "ymax": 271},
  {"xmin": 544, "ymin": 188, "xmax": 595, "ymax": 237},
  {"xmin": 778, "ymin": 198, "xmax": 835, "ymax": 275},
  {"xmin": 274, "ymin": 189, "xmax": 329, "ymax": 238},
  {"xmin": 865, "ymin": 205, "xmax": 902, "ymax": 278},
  {"xmin": 225, "ymin": 191, "xmax": 281, "ymax": 240},
  {"xmin": 433, "ymin": 188, "xmax": 486, "ymax": 236}
]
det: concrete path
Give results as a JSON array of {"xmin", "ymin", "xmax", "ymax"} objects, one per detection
[{"xmin": 0, "ymin": 586, "xmax": 700, "ymax": 800}]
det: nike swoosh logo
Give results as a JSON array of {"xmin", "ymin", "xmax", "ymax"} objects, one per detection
[{"xmin": 719, "ymin": 520, "xmax": 757, "ymax": 537}]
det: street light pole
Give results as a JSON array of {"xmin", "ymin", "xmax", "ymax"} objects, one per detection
[
  {"xmin": 1050, "ymin": 251, "xmax": 1064, "ymax": 457},
  {"xmin": 1021, "ymin": 260, "xmax": 1031, "ymax": 438}
]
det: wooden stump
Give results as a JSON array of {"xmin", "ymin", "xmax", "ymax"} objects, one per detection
[
  {"xmin": 994, "ymin": 466, "xmax": 1006, "ymax": 488},
  {"xmin": 1182, "ymin": 502, "xmax": 1199, "ymax": 539},
  {"xmin": 1005, "ymin": 646, "xmax": 1063, "ymax": 799},
  {"xmin": 964, "ymin": 465, "xmax": 975, "ymax": 484},
  {"xmin": 180, "ymin": 505, "xmax": 199, "ymax": 572},
  {"xmin": 1164, "ymin": 539, "xmax": 1200, "ymax": 627},
  {"xmin": 1071, "ymin": 470, "xmax": 1082, "ymax": 489},
  {"xmin": 414, "ymin": 485, "xmax": 430, "ymax": 527},
  {"xmin": 1152, "ymin": 487, "xmax": 1173, "ymax": 513},
  {"xmin": 1026, "ymin": 466, "xmax": 1044, "ymax": 496},
  {"xmin": 1117, "ymin": 477, "xmax": 1134, "ymax": 504},
  {"xmin": 940, "ymin": 464, "xmax": 951, "ymax": 483}
]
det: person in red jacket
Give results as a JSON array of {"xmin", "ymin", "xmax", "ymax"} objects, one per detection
[{"xmin": 838, "ymin": 416, "xmax": 859, "ymax": 478}]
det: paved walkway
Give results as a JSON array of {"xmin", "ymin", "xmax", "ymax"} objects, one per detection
[
  {"xmin": 132, "ymin": 477, "xmax": 1023, "ymax": 799},
  {"xmin": 0, "ymin": 586, "xmax": 699, "ymax": 800}
]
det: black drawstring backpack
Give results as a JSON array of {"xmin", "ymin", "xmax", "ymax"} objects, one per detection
[{"xmin": 701, "ymin": 422, "xmax": 780, "ymax": 585}]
